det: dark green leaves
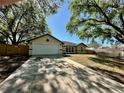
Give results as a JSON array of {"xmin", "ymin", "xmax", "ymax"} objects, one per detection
[{"xmin": 67, "ymin": 0, "xmax": 124, "ymax": 44}]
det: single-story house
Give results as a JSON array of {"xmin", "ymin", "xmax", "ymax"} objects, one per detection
[
  {"xmin": 63, "ymin": 41, "xmax": 87, "ymax": 54},
  {"xmin": 27, "ymin": 34, "xmax": 87, "ymax": 55},
  {"xmin": 28, "ymin": 34, "xmax": 63, "ymax": 55}
]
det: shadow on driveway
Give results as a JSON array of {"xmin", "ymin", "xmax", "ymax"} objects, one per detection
[{"xmin": 0, "ymin": 56, "xmax": 124, "ymax": 93}]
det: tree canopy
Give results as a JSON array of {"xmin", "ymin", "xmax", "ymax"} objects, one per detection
[
  {"xmin": 0, "ymin": 0, "xmax": 63, "ymax": 44},
  {"xmin": 88, "ymin": 40, "xmax": 100, "ymax": 48},
  {"xmin": 66, "ymin": 0, "xmax": 124, "ymax": 44}
]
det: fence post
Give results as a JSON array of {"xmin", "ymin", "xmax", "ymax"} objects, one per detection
[{"xmin": 5, "ymin": 44, "xmax": 7, "ymax": 56}]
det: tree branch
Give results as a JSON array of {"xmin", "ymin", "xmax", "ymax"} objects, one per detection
[
  {"xmin": 17, "ymin": 26, "xmax": 35, "ymax": 43},
  {"xmin": 87, "ymin": 18, "xmax": 106, "ymax": 23},
  {"xmin": 115, "ymin": 35, "xmax": 124, "ymax": 43},
  {"xmin": 0, "ymin": 31, "xmax": 7, "ymax": 37},
  {"xmin": 14, "ymin": 10, "xmax": 27, "ymax": 32},
  {"xmin": 106, "ymin": 22, "xmax": 124, "ymax": 35},
  {"xmin": 0, "ymin": 30, "xmax": 13, "ymax": 42},
  {"xmin": 93, "ymin": 0, "xmax": 110, "ymax": 22},
  {"xmin": 119, "ymin": 13, "xmax": 124, "ymax": 32},
  {"xmin": 92, "ymin": 0, "xmax": 124, "ymax": 35}
]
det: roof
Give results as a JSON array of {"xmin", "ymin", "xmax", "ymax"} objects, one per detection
[
  {"xmin": 28, "ymin": 34, "xmax": 64, "ymax": 44},
  {"xmin": 63, "ymin": 41, "xmax": 77, "ymax": 46},
  {"xmin": 77, "ymin": 43, "xmax": 87, "ymax": 47},
  {"xmin": 63, "ymin": 41, "xmax": 87, "ymax": 47}
]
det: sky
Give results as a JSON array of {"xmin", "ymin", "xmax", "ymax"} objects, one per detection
[
  {"xmin": 46, "ymin": 1, "xmax": 112, "ymax": 47},
  {"xmin": 46, "ymin": 1, "xmax": 87, "ymax": 44}
]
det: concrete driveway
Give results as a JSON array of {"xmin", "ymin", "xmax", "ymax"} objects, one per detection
[{"xmin": 0, "ymin": 56, "xmax": 124, "ymax": 93}]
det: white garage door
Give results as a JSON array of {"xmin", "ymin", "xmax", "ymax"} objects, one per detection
[{"xmin": 32, "ymin": 44, "xmax": 59, "ymax": 55}]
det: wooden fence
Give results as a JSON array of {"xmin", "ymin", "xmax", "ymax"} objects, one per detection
[{"xmin": 0, "ymin": 44, "xmax": 29, "ymax": 56}]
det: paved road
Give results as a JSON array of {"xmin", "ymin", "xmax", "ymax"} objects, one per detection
[{"xmin": 0, "ymin": 56, "xmax": 124, "ymax": 93}]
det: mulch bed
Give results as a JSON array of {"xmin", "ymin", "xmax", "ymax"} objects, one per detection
[{"xmin": 0, "ymin": 56, "xmax": 29, "ymax": 83}]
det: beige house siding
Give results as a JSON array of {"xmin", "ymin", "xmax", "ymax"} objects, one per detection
[
  {"xmin": 62, "ymin": 46, "xmax": 66, "ymax": 54},
  {"xmin": 63, "ymin": 44, "xmax": 87, "ymax": 54},
  {"xmin": 29, "ymin": 35, "xmax": 63, "ymax": 55},
  {"xmin": 76, "ymin": 45, "xmax": 87, "ymax": 53}
]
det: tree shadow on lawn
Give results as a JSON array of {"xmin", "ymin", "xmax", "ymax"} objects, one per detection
[
  {"xmin": 89, "ymin": 56, "xmax": 124, "ymax": 84},
  {"xmin": 89, "ymin": 56, "xmax": 124, "ymax": 70},
  {"xmin": 88, "ymin": 66, "xmax": 124, "ymax": 84},
  {"xmin": 0, "ymin": 56, "xmax": 29, "ymax": 83}
]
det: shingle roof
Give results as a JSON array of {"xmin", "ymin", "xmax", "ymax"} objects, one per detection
[
  {"xmin": 63, "ymin": 41, "xmax": 77, "ymax": 46},
  {"xmin": 63, "ymin": 41, "xmax": 87, "ymax": 47},
  {"xmin": 77, "ymin": 43, "xmax": 87, "ymax": 47}
]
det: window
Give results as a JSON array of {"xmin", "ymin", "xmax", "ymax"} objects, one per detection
[
  {"xmin": 66, "ymin": 47, "xmax": 68, "ymax": 52},
  {"xmin": 81, "ymin": 47, "xmax": 83, "ymax": 52},
  {"xmin": 69, "ymin": 46, "xmax": 71, "ymax": 52},
  {"xmin": 72, "ymin": 47, "xmax": 74, "ymax": 52}
]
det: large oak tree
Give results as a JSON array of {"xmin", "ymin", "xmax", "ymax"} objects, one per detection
[
  {"xmin": 66, "ymin": 0, "xmax": 124, "ymax": 44},
  {"xmin": 0, "ymin": 0, "xmax": 63, "ymax": 44}
]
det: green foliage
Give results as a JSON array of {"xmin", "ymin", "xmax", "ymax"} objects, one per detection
[
  {"xmin": 37, "ymin": 0, "xmax": 64, "ymax": 15},
  {"xmin": 0, "ymin": 35, "xmax": 6, "ymax": 43},
  {"xmin": 0, "ymin": 0, "xmax": 63, "ymax": 44},
  {"xmin": 36, "ymin": 17, "xmax": 51, "ymax": 35},
  {"xmin": 88, "ymin": 40, "xmax": 100, "ymax": 48},
  {"xmin": 67, "ymin": 0, "xmax": 124, "ymax": 44}
]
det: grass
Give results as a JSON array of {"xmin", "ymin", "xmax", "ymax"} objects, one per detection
[{"xmin": 67, "ymin": 54, "xmax": 124, "ymax": 84}]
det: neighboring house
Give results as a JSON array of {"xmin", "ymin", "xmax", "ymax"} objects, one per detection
[
  {"xmin": 63, "ymin": 41, "xmax": 77, "ymax": 54},
  {"xmin": 76, "ymin": 43, "xmax": 87, "ymax": 53},
  {"xmin": 28, "ymin": 34, "xmax": 63, "ymax": 55},
  {"xmin": 63, "ymin": 41, "xmax": 87, "ymax": 54}
]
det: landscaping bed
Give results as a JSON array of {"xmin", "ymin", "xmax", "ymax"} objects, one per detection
[
  {"xmin": 67, "ymin": 54, "xmax": 124, "ymax": 84},
  {"xmin": 0, "ymin": 56, "xmax": 28, "ymax": 83}
]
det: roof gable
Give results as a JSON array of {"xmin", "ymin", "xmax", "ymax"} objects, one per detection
[
  {"xmin": 63, "ymin": 41, "xmax": 87, "ymax": 47},
  {"xmin": 28, "ymin": 34, "xmax": 63, "ymax": 44},
  {"xmin": 77, "ymin": 43, "xmax": 87, "ymax": 47}
]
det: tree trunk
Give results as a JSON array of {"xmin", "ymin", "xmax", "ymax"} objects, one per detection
[
  {"xmin": 11, "ymin": 32, "xmax": 18, "ymax": 45},
  {"xmin": 11, "ymin": 41, "xmax": 18, "ymax": 45}
]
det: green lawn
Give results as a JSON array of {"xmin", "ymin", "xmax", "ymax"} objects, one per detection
[{"xmin": 67, "ymin": 54, "xmax": 124, "ymax": 84}]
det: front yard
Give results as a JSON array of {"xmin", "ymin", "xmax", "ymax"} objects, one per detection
[
  {"xmin": 0, "ymin": 56, "xmax": 28, "ymax": 83},
  {"xmin": 67, "ymin": 54, "xmax": 124, "ymax": 84},
  {"xmin": 0, "ymin": 57, "xmax": 124, "ymax": 93}
]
